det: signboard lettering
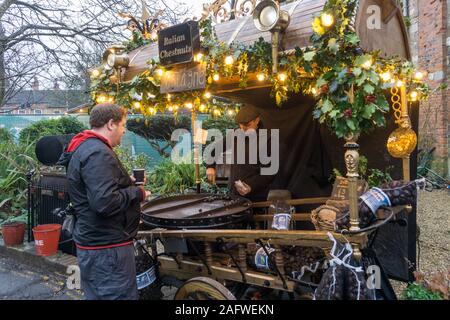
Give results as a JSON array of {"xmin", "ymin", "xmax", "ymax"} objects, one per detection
[
  {"xmin": 158, "ymin": 21, "xmax": 200, "ymax": 66},
  {"xmin": 160, "ymin": 63, "xmax": 206, "ymax": 94}
]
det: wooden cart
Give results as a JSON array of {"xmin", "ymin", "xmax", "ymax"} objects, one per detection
[{"xmin": 122, "ymin": 0, "xmax": 416, "ymax": 300}]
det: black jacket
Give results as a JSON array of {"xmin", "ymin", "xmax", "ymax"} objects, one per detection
[
  {"xmin": 58, "ymin": 133, "xmax": 144, "ymax": 247},
  {"xmin": 205, "ymin": 128, "xmax": 276, "ymax": 201}
]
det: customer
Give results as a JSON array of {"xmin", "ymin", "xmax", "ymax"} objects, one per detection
[{"xmin": 58, "ymin": 103, "xmax": 151, "ymax": 300}]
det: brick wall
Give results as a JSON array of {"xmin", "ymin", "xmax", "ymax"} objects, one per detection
[{"xmin": 408, "ymin": 0, "xmax": 449, "ymax": 177}]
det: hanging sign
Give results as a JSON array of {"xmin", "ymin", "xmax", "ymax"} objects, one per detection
[
  {"xmin": 158, "ymin": 20, "xmax": 200, "ymax": 66},
  {"xmin": 160, "ymin": 63, "xmax": 206, "ymax": 94}
]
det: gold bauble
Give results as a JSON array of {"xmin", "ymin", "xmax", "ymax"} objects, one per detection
[{"xmin": 387, "ymin": 127, "xmax": 417, "ymax": 158}]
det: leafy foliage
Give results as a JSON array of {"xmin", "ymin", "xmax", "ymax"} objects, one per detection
[
  {"xmin": 0, "ymin": 141, "xmax": 36, "ymax": 220},
  {"xmin": 402, "ymin": 270, "xmax": 450, "ymax": 300},
  {"xmin": 90, "ymin": 0, "xmax": 434, "ymax": 140},
  {"xmin": 114, "ymin": 146, "xmax": 151, "ymax": 174},
  {"xmin": 332, "ymin": 155, "xmax": 393, "ymax": 188},
  {"xmin": 126, "ymin": 115, "xmax": 191, "ymax": 157},
  {"xmin": 147, "ymin": 159, "xmax": 206, "ymax": 195},
  {"xmin": 19, "ymin": 117, "xmax": 87, "ymax": 145},
  {"xmin": 402, "ymin": 283, "xmax": 443, "ymax": 300},
  {"xmin": 202, "ymin": 115, "xmax": 237, "ymax": 136},
  {"xmin": 0, "ymin": 127, "xmax": 13, "ymax": 143}
]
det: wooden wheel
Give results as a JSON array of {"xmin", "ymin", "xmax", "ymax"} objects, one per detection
[{"xmin": 174, "ymin": 277, "xmax": 236, "ymax": 300}]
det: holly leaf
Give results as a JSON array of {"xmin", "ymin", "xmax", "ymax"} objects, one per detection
[
  {"xmin": 321, "ymin": 99, "xmax": 333, "ymax": 113},
  {"xmin": 329, "ymin": 109, "xmax": 339, "ymax": 118},
  {"xmin": 356, "ymin": 76, "xmax": 366, "ymax": 86},
  {"xmin": 368, "ymin": 71, "xmax": 380, "ymax": 84},
  {"xmin": 338, "ymin": 68, "xmax": 348, "ymax": 81},
  {"xmin": 363, "ymin": 83, "xmax": 375, "ymax": 94},
  {"xmin": 345, "ymin": 33, "xmax": 360, "ymax": 45},
  {"xmin": 346, "ymin": 118, "xmax": 356, "ymax": 131},
  {"xmin": 304, "ymin": 51, "xmax": 316, "ymax": 62},
  {"xmin": 328, "ymin": 38, "xmax": 339, "ymax": 54},
  {"xmin": 362, "ymin": 103, "xmax": 376, "ymax": 119},
  {"xmin": 329, "ymin": 81, "xmax": 339, "ymax": 93},
  {"xmin": 352, "ymin": 67, "xmax": 362, "ymax": 77},
  {"xmin": 313, "ymin": 109, "xmax": 322, "ymax": 119},
  {"xmin": 316, "ymin": 77, "xmax": 327, "ymax": 87},
  {"xmin": 377, "ymin": 95, "xmax": 390, "ymax": 111}
]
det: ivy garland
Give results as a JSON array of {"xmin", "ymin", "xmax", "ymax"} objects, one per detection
[{"xmin": 90, "ymin": 0, "xmax": 434, "ymax": 138}]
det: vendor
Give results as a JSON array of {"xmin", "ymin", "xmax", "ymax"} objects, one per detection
[{"xmin": 206, "ymin": 103, "xmax": 276, "ymax": 201}]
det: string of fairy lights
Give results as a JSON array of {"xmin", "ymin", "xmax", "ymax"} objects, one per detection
[{"xmin": 89, "ymin": 0, "xmax": 434, "ymax": 134}]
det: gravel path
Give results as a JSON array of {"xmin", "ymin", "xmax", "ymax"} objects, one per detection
[
  {"xmin": 391, "ymin": 189, "xmax": 450, "ymax": 297},
  {"xmin": 416, "ymin": 189, "xmax": 450, "ymax": 273}
]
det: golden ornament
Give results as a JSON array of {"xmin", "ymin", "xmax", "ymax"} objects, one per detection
[{"xmin": 387, "ymin": 127, "xmax": 417, "ymax": 158}]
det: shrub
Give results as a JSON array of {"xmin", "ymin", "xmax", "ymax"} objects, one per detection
[
  {"xmin": 0, "ymin": 127, "xmax": 13, "ymax": 143},
  {"xmin": 147, "ymin": 159, "xmax": 206, "ymax": 195},
  {"xmin": 126, "ymin": 115, "xmax": 191, "ymax": 158},
  {"xmin": 0, "ymin": 141, "xmax": 36, "ymax": 219},
  {"xmin": 402, "ymin": 270, "xmax": 449, "ymax": 300},
  {"xmin": 19, "ymin": 116, "xmax": 87, "ymax": 144},
  {"xmin": 114, "ymin": 146, "xmax": 151, "ymax": 174},
  {"xmin": 202, "ymin": 115, "xmax": 237, "ymax": 136}
]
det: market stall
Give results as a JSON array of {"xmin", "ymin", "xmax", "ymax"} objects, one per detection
[{"xmin": 90, "ymin": 0, "xmax": 431, "ymax": 300}]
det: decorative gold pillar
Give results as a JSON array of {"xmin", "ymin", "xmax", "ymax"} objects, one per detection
[
  {"xmin": 344, "ymin": 134, "xmax": 360, "ymax": 232},
  {"xmin": 345, "ymin": 85, "xmax": 360, "ymax": 233},
  {"xmin": 192, "ymin": 109, "xmax": 201, "ymax": 193},
  {"xmin": 400, "ymin": 86, "xmax": 411, "ymax": 182}
]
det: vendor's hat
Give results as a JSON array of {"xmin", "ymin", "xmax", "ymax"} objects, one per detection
[{"xmin": 235, "ymin": 103, "xmax": 260, "ymax": 124}]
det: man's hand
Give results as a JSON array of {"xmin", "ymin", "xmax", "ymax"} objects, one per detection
[
  {"xmin": 235, "ymin": 180, "xmax": 251, "ymax": 196},
  {"xmin": 130, "ymin": 175, "xmax": 147, "ymax": 185},
  {"xmin": 206, "ymin": 168, "xmax": 216, "ymax": 184},
  {"xmin": 144, "ymin": 190, "xmax": 152, "ymax": 199}
]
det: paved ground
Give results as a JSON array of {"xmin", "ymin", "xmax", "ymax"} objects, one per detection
[{"xmin": 0, "ymin": 255, "xmax": 83, "ymax": 300}]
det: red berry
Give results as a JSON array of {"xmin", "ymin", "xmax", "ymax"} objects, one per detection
[
  {"xmin": 321, "ymin": 84, "xmax": 329, "ymax": 93},
  {"xmin": 365, "ymin": 94, "xmax": 376, "ymax": 103},
  {"xmin": 344, "ymin": 109, "xmax": 353, "ymax": 118}
]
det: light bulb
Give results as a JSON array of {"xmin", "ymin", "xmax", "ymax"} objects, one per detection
[
  {"xmin": 414, "ymin": 71, "xmax": 424, "ymax": 81},
  {"xmin": 225, "ymin": 55, "xmax": 234, "ymax": 65},
  {"xmin": 213, "ymin": 74, "xmax": 220, "ymax": 82},
  {"xmin": 361, "ymin": 58, "xmax": 373, "ymax": 69},
  {"xmin": 381, "ymin": 72, "xmax": 392, "ymax": 82},
  {"xmin": 321, "ymin": 13, "xmax": 334, "ymax": 27},
  {"xmin": 257, "ymin": 73, "xmax": 265, "ymax": 81},
  {"xmin": 278, "ymin": 73, "xmax": 287, "ymax": 82},
  {"xmin": 204, "ymin": 92, "xmax": 212, "ymax": 99},
  {"xmin": 91, "ymin": 69, "xmax": 100, "ymax": 78},
  {"xmin": 195, "ymin": 53, "xmax": 203, "ymax": 62}
]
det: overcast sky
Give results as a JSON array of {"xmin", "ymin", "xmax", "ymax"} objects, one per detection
[{"xmin": 168, "ymin": 0, "xmax": 204, "ymax": 19}]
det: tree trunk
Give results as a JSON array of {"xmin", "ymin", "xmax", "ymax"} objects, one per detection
[{"xmin": 0, "ymin": 22, "xmax": 6, "ymax": 106}]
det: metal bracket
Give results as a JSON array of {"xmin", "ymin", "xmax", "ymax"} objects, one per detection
[
  {"xmin": 217, "ymin": 238, "xmax": 247, "ymax": 283},
  {"xmin": 187, "ymin": 239, "xmax": 212, "ymax": 275},
  {"xmin": 255, "ymin": 239, "xmax": 288, "ymax": 289}
]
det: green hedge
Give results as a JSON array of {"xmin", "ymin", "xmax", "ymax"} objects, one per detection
[{"xmin": 19, "ymin": 117, "xmax": 87, "ymax": 144}]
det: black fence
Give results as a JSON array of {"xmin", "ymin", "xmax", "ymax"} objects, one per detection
[{"xmin": 27, "ymin": 171, "xmax": 76, "ymax": 255}]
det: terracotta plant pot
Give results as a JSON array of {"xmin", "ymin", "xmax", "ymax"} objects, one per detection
[{"xmin": 1, "ymin": 222, "xmax": 26, "ymax": 247}]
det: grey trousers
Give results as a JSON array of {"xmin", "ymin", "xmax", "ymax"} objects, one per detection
[{"xmin": 77, "ymin": 244, "xmax": 139, "ymax": 300}]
